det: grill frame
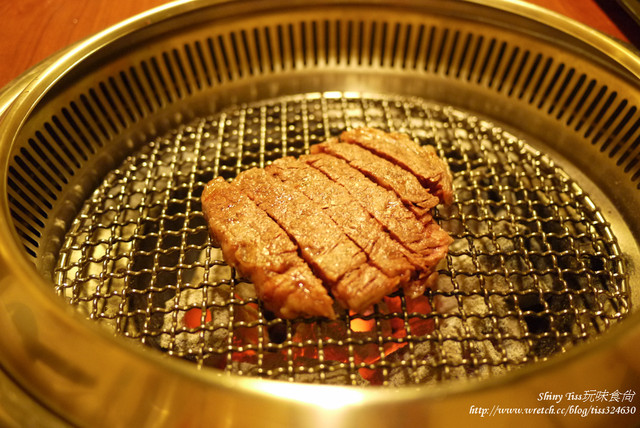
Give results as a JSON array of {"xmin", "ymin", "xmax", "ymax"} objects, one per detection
[
  {"xmin": 50, "ymin": 92, "xmax": 630, "ymax": 387},
  {"xmin": 0, "ymin": 0, "xmax": 640, "ymax": 426}
]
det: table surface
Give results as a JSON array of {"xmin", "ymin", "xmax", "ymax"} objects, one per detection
[{"xmin": 0, "ymin": 0, "xmax": 637, "ymax": 90}]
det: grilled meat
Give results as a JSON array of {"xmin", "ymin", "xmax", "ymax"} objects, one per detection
[
  {"xmin": 201, "ymin": 177, "xmax": 336, "ymax": 319},
  {"xmin": 235, "ymin": 168, "xmax": 401, "ymax": 313},
  {"xmin": 339, "ymin": 127, "xmax": 454, "ymax": 204},
  {"xmin": 310, "ymin": 139, "xmax": 439, "ymax": 220},
  {"xmin": 201, "ymin": 127, "xmax": 453, "ymax": 318}
]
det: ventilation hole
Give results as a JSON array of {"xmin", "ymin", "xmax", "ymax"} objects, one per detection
[
  {"xmin": 535, "ymin": 61, "xmax": 562, "ymax": 108},
  {"xmin": 632, "ymin": 161, "xmax": 640, "ymax": 183},
  {"xmin": 389, "ymin": 22, "xmax": 401, "ymax": 68},
  {"xmin": 433, "ymin": 28, "xmax": 449, "ymax": 74},
  {"xmin": 593, "ymin": 99, "xmax": 626, "ymax": 147},
  {"xmin": 194, "ymin": 40, "xmax": 214, "ymax": 86},
  {"xmin": 466, "ymin": 34, "xmax": 483, "ymax": 81},
  {"xmin": 547, "ymin": 67, "xmax": 574, "ymax": 115},
  {"xmin": 183, "ymin": 44, "xmax": 203, "ymax": 90},
  {"xmin": 623, "ymin": 136, "xmax": 640, "ymax": 172},
  {"xmin": 27, "ymin": 138, "xmax": 68, "ymax": 184},
  {"xmin": 60, "ymin": 107, "xmax": 93, "ymax": 154},
  {"xmin": 108, "ymin": 76, "xmax": 137, "ymax": 122},
  {"xmin": 11, "ymin": 211, "xmax": 41, "ymax": 240},
  {"xmin": 357, "ymin": 21, "xmax": 365, "ymax": 66},
  {"xmin": 263, "ymin": 27, "xmax": 276, "ymax": 72},
  {"xmin": 345, "ymin": 20, "xmax": 353, "ymax": 66},
  {"xmin": 291, "ymin": 22, "xmax": 300, "ymax": 67},
  {"xmin": 9, "ymin": 196, "xmax": 44, "ymax": 248},
  {"xmin": 80, "ymin": 94, "xmax": 111, "ymax": 141},
  {"xmin": 98, "ymin": 82, "xmax": 127, "ymax": 129},
  {"xmin": 12, "ymin": 156, "xmax": 58, "ymax": 200},
  {"xmin": 518, "ymin": 53, "xmax": 542, "ymax": 99},
  {"xmin": 476, "ymin": 37, "xmax": 496, "ymax": 84},
  {"xmin": 17, "ymin": 230, "xmax": 39, "ymax": 249},
  {"xmin": 411, "ymin": 24, "xmax": 425, "ymax": 69},
  {"xmin": 575, "ymin": 86, "xmax": 609, "ymax": 133},
  {"xmin": 129, "ymin": 65, "xmax": 156, "ymax": 113},
  {"xmin": 401, "ymin": 23, "xmax": 412, "ymax": 69},
  {"xmin": 23, "ymin": 246, "xmax": 37, "ymax": 258},
  {"xmin": 506, "ymin": 50, "xmax": 529, "ymax": 96},
  {"xmin": 19, "ymin": 146, "xmax": 61, "ymax": 193},
  {"xmin": 7, "ymin": 174, "xmax": 51, "ymax": 216},
  {"xmin": 334, "ymin": 20, "xmax": 341, "ymax": 66},
  {"xmin": 252, "ymin": 28, "xmax": 264, "ymax": 73},
  {"xmin": 369, "ymin": 21, "xmax": 378, "ymax": 67},
  {"xmin": 486, "ymin": 40, "xmax": 506, "ymax": 87},
  {"xmin": 566, "ymin": 78, "xmax": 595, "ymax": 126},
  {"xmin": 229, "ymin": 31, "xmax": 244, "ymax": 77},
  {"xmin": 241, "ymin": 29, "xmax": 255, "ymax": 75},
  {"xmin": 275, "ymin": 25, "xmax": 286, "ymax": 70},
  {"xmin": 170, "ymin": 49, "xmax": 192, "ymax": 95},
  {"xmin": 36, "ymin": 131, "xmax": 75, "ymax": 176},
  {"xmin": 11, "ymin": 215, "xmax": 40, "ymax": 250},
  {"xmin": 139, "ymin": 60, "xmax": 164, "ymax": 108},
  {"xmin": 379, "ymin": 22, "xmax": 389, "ymax": 67},
  {"xmin": 607, "ymin": 107, "xmax": 637, "ymax": 158},
  {"xmin": 555, "ymin": 72, "xmax": 584, "ymax": 119},
  {"xmin": 454, "ymin": 33, "xmax": 472, "ymax": 78},
  {"xmin": 11, "ymin": 211, "xmax": 41, "ymax": 239},
  {"xmin": 158, "ymin": 53, "xmax": 181, "ymax": 100},
  {"xmin": 444, "ymin": 30, "xmax": 460, "ymax": 76},
  {"xmin": 52, "ymin": 114, "xmax": 94, "ymax": 158},
  {"xmin": 150, "ymin": 56, "xmax": 174, "ymax": 103},
  {"xmin": 68, "ymin": 102, "xmax": 103, "ymax": 147},
  {"xmin": 322, "ymin": 20, "xmax": 330, "ymax": 66},
  {"xmin": 496, "ymin": 45, "xmax": 519, "ymax": 92},
  {"xmin": 7, "ymin": 193, "xmax": 45, "ymax": 231},
  {"xmin": 616, "ymin": 117, "xmax": 640, "ymax": 165},
  {"xmin": 300, "ymin": 21, "xmax": 310, "ymax": 67},
  {"xmin": 528, "ymin": 57, "xmax": 553, "ymax": 104},
  {"xmin": 88, "ymin": 89, "xmax": 119, "ymax": 135}
]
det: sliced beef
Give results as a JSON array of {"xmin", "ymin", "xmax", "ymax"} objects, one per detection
[
  {"xmin": 234, "ymin": 168, "xmax": 400, "ymax": 313},
  {"xmin": 303, "ymin": 153, "xmax": 452, "ymax": 263},
  {"xmin": 202, "ymin": 127, "xmax": 454, "ymax": 318},
  {"xmin": 267, "ymin": 157, "xmax": 416, "ymax": 281},
  {"xmin": 310, "ymin": 139, "xmax": 439, "ymax": 220},
  {"xmin": 201, "ymin": 177, "xmax": 335, "ymax": 319},
  {"xmin": 339, "ymin": 127, "xmax": 454, "ymax": 204}
]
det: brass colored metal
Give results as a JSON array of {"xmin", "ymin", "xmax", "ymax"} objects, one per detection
[{"xmin": 0, "ymin": 0, "xmax": 640, "ymax": 426}]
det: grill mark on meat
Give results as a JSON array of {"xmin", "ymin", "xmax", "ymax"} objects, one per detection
[
  {"xmin": 201, "ymin": 177, "xmax": 335, "ymax": 319},
  {"xmin": 310, "ymin": 139, "xmax": 439, "ymax": 221},
  {"xmin": 303, "ymin": 153, "xmax": 452, "ymax": 261},
  {"xmin": 339, "ymin": 128, "xmax": 454, "ymax": 204},
  {"xmin": 267, "ymin": 157, "xmax": 417, "ymax": 281},
  {"xmin": 234, "ymin": 168, "xmax": 400, "ymax": 313}
]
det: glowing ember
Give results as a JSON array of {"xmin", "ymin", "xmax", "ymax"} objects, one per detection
[
  {"xmin": 224, "ymin": 295, "xmax": 434, "ymax": 384},
  {"xmin": 184, "ymin": 307, "xmax": 212, "ymax": 329}
]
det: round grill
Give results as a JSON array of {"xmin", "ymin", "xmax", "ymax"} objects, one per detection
[
  {"xmin": 3, "ymin": 0, "xmax": 640, "ymax": 425},
  {"xmin": 53, "ymin": 92, "xmax": 629, "ymax": 386}
]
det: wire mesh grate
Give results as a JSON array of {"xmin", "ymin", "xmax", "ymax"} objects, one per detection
[{"xmin": 53, "ymin": 92, "xmax": 629, "ymax": 386}]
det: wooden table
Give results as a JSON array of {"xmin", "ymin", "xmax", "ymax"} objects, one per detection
[{"xmin": 0, "ymin": 0, "xmax": 636, "ymax": 89}]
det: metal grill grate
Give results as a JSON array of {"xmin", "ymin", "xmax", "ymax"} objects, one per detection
[{"xmin": 53, "ymin": 92, "xmax": 629, "ymax": 386}]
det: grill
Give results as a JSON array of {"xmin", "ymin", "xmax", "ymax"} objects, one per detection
[
  {"xmin": 53, "ymin": 93, "xmax": 628, "ymax": 385},
  {"xmin": 1, "ymin": 0, "xmax": 640, "ymax": 426}
]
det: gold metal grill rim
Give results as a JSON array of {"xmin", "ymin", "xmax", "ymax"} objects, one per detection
[{"xmin": 0, "ymin": 0, "xmax": 639, "ymax": 426}]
